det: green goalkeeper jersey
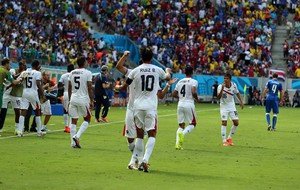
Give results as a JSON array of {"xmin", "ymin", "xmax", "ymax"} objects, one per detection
[
  {"xmin": 10, "ymin": 68, "xmax": 23, "ymax": 97},
  {"xmin": 0, "ymin": 66, "xmax": 14, "ymax": 92}
]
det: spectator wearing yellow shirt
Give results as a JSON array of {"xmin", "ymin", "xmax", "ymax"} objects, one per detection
[
  {"xmin": 295, "ymin": 66, "xmax": 300, "ymax": 78},
  {"xmin": 233, "ymin": 67, "xmax": 241, "ymax": 76}
]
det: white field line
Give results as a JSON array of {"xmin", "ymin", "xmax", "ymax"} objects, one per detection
[{"xmin": 0, "ymin": 108, "xmax": 219, "ymax": 140}]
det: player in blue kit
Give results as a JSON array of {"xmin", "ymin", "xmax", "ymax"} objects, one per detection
[{"xmin": 262, "ymin": 73, "xmax": 283, "ymax": 131}]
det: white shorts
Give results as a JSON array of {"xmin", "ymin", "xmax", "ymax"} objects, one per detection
[
  {"xmin": 220, "ymin": 109, "xmax": 239, "ymax": 121},
  {"xmin": 69, "ymin": 101, "xmax": 91, "ymax": 119},
  {"xmin": 134, "ymin": 110, "xmax": 158, "ymax": 133},
  {"xmin": 21, "ymin": 93, "xmax": 41, "ymax": 110},
  {"xmin": 123, "ymin": 108, "xmax": 136, "ymax": 138},
  {"xmin": 2, "ymin": 92, "xmax": 11, "ymax": 108},
  {"xmin": 177, "ymin": 103, "xmax": 197, "ymax": 126},
  {"xmin": 11, "ymin": 96, "xmax": 22, "ymax": 109},
  {"xmin": 63, "ymin": 92, "xmax": 69, "ymax": 111},
  {"xmin": 41, "ymin": 100, "xmax": 52, "ymax": 115}
]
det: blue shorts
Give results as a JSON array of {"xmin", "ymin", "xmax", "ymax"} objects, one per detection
[
  {"xmin": 265, "ymin": 100, "xmax": 279, "ymax": 114},
  {"xmin": 119, "ymin": 91, "xmax": 127, "ymax": 99}
]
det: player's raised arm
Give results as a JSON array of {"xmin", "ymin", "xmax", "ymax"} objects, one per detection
[
  {"xmin": 157, "ymin": 78, "xmax": 178, "ymax": 99},
  {"xmin": 116, "ymin": 51, "xmax": 130, "ymax": 75}
]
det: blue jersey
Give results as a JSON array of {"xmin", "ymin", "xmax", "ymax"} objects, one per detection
[{"xmin": 265, "ymin": 79, "xmax": 282, "ymax": 101}]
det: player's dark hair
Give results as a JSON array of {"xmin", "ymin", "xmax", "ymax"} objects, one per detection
[
  {"xmin": 1, "ymin": 57, "xmax": 9, "ymax": 66},
  {"xmin": 19, "ymin": 60, "xmax": 26, "ymax": 66},
  {"xmin": 67, "ymin": 64, "xmax": 75, "ymax": 72},
  {"xmin": 272, "ymin": 73, "xmax": 278, "ymax": 79},
  {"xmin": 31, "ymin": 60, "xmax": 40, "ymax": 68},
  {"xmin": 185, "ymin": 66, "xmax": 193, "ymax": 76},
  {"xmin": 224, "ymin": 73, "xmax": 232, "ymax": 79},
  {"xmin": 77, "ymin": 57, "xmax": 86, "ymax": 67},
  {"xmin": 140, "ymin": 46, "xmax": 153, "ymax": 62}
]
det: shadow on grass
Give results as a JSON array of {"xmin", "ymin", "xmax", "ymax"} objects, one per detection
[{"xmin": 151, "ymin": 169, "xmax": 226, "ymax": 180}]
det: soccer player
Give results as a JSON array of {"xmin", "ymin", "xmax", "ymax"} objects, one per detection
[
  {"xmin": 172, "ymin": 66, "xmax": 199, "ymax": 150},
  {"xmin": 0, "ymin": 58, "xmax": 24, "ymax": 133},
  {"xmin": 120, "ymin": 47, "xmax": 171, "ymax": 172},
  {"xmin": 217, "ymin": 73, "xmax": 244, "ymax": 146},
  {"xmin": 18, "ymin": 60, "xmax": 47, "ymax": 137},
  {"xmin": 68, "ymin": 57, "xmax": 93, "ymax": 148},
  {"xmin": 262, "ymin": 73, "xmax": 283, "ymax": 131},
  {"xmin": 58, "ymin": 64, "xmax": 75, "ymax": 133},
  {"xmin": 116, "ymin": 51, "xmax": 177, "ymax": 170}
]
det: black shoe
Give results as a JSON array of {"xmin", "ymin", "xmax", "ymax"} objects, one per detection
[
  {"xmin": 267, "ymin": 125, "xmax": 271, "ymax": 131},
  {"xmin": 30, "ymin": 127, "xmax": 37, "ymax": 132}
]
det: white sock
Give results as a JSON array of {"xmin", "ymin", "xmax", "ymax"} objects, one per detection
[
  {"xmin": 15, "ymin": 123, "xmax": 19, "ymax": 131},
  {"xmin": 70, "ymin": 124, "xmax": 76, "ymax": 144},
  {"xmin": 143, "ymin": 137, "xmax": 156, "ymax": 163},
  {"xmin": 19, "ymin": 116, "xmax": 25, "ymax": 133},
  {"xmin": 228, "ymin": 125, "xmax": 238, "ymax": 139},
  {"xmin": 221, "ymin": 125, "xmax": 226, "ymax": 142},
  {"xmin": 36, "ymin": 116, "xmax": 42, "ymax": 133},
  {"xmin": 128, "ymin": 141, "xmax": 135, "ymax": 153},
  {"xmin": 63, "ymin": 114, "xmax": 68, "ymax": 126},
  {"xmin": 183, "ymin": 125, "xmax": 194, "ymax": 135},
  {"xmin": 42, "ymin": 124, "xmax": 46, "ymax": 129},
  {"xmin": 176, "ymin": 127, "xmax": 183, "ymax": 145},
  {"xmin": 76, "ymin": 121, "xmax": 88, "ymax": 138},
  {"xmin": 69, "ymin": 118, "xmax": 72, "ymax": 128},
  {"xmin": 129, "ymin": 138, "xmax": 144, "ymax": 165}
]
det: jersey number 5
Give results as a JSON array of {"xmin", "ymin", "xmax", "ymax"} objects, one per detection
[
  {"xmin": 141, "ymin": 75, "xmax": 154, "ymax": 91},
  {"xmin": 74, "ymin": 76, "xmax": 80, "ymax": 90}
]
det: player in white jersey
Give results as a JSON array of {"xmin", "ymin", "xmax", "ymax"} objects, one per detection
[
  {"xmin": 68, "ymin": 57, "xmax": 93, "ymax": 148},
  {"xmin": 120, "ymin": 47, "xmax": 171, "ymax": 172},
  {"xmin": 116, "ymin": 51, "xmax": 178, "ymax": 170},
  {"xmin": 18, "ymin": 60, "xmax": 47, "ymax": 137},
  {"xmin": 217, "ymin": 73, "xmax": 244, "ymax": 146},
  {"xmin": 172, "ymin": 66, "xmax": 199, "ymax": 150},
  {"xmin": 58, "ymin": 64, "xmax": 75, "ymax": 133}
]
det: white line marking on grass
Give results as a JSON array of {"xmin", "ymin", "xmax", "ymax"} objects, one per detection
[{"xmin": 0, "ymin": 108, "xmax": 219, "ymax": 140}]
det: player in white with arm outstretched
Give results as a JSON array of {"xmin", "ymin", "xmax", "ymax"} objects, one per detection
[
  {"xmin": 116, "ymin": 50, "xmax": 178, "ymax": 170},
  {"xmin": 68, "ymin": 57, "xmax": 94, "ymax": 148},
  {"xmin": 120, "ymin": 47, "xmax": 171, "ymax": 172},
  {"xmin": 18, "ymin": 60, "xmax": 46, "ymax": 137},
  {"xmin": 172, "ymin": 66, "xmax": 199, "ymax": 150},
  {"xmin": 217, "ymin": 73, "xmax": 244, "ymax": 146},
  {"xmin": 58, "ymin": 64, "xmax": 75, "ymax": 133}
]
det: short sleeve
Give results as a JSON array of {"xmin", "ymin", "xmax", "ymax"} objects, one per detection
[{"xmin": 87, "ymin": 71, "xmax": 92, "ymax": 82}]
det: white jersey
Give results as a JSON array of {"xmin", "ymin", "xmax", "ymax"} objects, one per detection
[
  {"xmin": 128, "ymin": 64, "xmax": 167, "ymax": 110},
  {"xmin": 59, "ymin": 72, "xmax": 71, "ymax": 93},
  {"xmin": 68, "ymin": 68, "xmax": 92, "ymax": 104},
  {"xmin": 217, "ymin": 82, "xmax": 239, "ymax": 111},
  {"xmin": 21, "ymin": 68, "xmax": 41, "ymax": 96},
  {"xmin": 175, "ymin": 77, "xmax": 198, "ymax": 107},
  {"xmin": 125, "ymin": 68, "xmax": 135, "ymax": 110}
]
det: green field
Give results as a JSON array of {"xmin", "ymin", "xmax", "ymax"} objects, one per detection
[{"xmin": 0, "ymin": 103, "xmax": 299, "ymax": 190}]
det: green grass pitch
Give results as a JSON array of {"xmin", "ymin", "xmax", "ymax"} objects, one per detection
[{"xmin": 0, "ymin": 103, "xmax": 299, "ymax": 190}]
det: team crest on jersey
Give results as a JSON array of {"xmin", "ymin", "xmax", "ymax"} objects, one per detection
[{"xmin": 152, "ymin": 68, "xmax": 155, "ymax": 72}]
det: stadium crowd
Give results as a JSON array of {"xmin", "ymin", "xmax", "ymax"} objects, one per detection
[
  {"xmin": 285, "ymin": 4, "xmax": 300, "ymax": 78},
  {"xmin": 85, "ymin": 0, "xmax": 282, "ymax": 77},
  {"xmin": 1, "ymin": 0, "xmax": 300, "ymax": 78},
  {"xmin": 0, "ymin": 0, "xmax": 117, "ymax": 69}
]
